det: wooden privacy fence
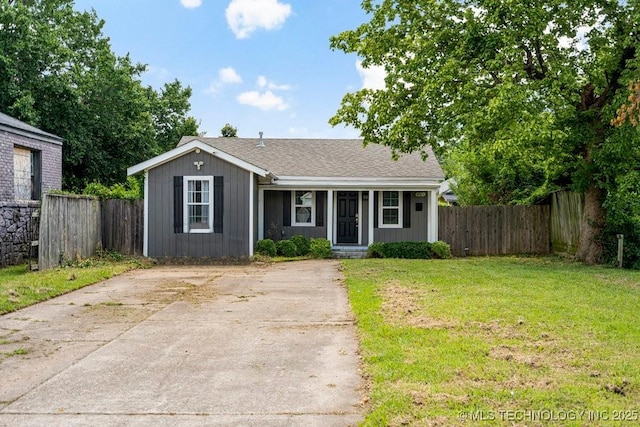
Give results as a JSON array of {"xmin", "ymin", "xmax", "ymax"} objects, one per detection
[
  {"xmin": 39, "ymin": 194, "xmax": 101, "ymax": 270},
  {"xmin": 101, "ymin": 199, "xmax": 144, "ymax": 256},
  {"xmin": 38, "ymin": 194, "xmax": 144, "ymax": 269},
  {"xmin": 550, "ymin": 191, "xmax": 584, "ymax": 254},
  {"xmin": 438, "ymin": 205, "xmax": 551, "ymax": 257}
]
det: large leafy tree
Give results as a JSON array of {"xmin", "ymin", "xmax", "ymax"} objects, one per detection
[
  {"xmin": 220, "ymin": 123, "xmax": 238, "ymax": 137},
  {"xmin": 148, "ymin": 80, "xmax": 201, "ymax": 154},
  {"xmin": 330, "ymin": 0, "xmax": 640, "ymax": 264},
  {"xmin": 0, "ymin": 0, "xmax": 199, "ymax": 189}
]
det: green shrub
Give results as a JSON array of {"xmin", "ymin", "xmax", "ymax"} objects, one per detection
[
  {"xmin": 383, "ymin": 241, "xmax": 431, "ymax": 259},
  {"xmin": 367, "ymin": 241, "xmax": 449, "ymax": 259},
  {"xmin": 309, "ymin": 238, "xmax": 333, "ymax": 259},
  {"xmin": 367, "ymin": 242, "xmax": 385, "ymax": 258},
  {"xmin": 255, "ymin": 239, "xmax": 277, "ymax": 257},
  {"xmin": 429, "ymin": 240, "xmax": 452, "ymax": 259},
  {"xmin": 83, "ymin": 176, "xmax": 143, "ymax": 200},
  {"xmin": 276, "ymin": 239, "xmax": 298, "ymax": 257},
  {"xmin": 290, "ymin": 235, "xmax": 311, "ymax": 256}
]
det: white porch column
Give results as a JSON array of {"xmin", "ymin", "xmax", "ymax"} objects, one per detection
[
  {"xmin": 143, "ymin": 170, "xmax": 149, "ymax": 257},
  {"xmin": 428, "ymin": 189, "xmax": 438, "ymax": 242},
  {"xmin": 258, "ymin": 187, "xmax": 265, "ymax": 240},
  {"xmin": 326, "ymin": 190, "xmax": 334, "ymax": 244},
  {"xmin": 368, "ymin": 190, "xmax": 374, "ymax": 245}
]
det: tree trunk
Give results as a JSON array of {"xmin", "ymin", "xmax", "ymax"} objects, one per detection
[{"xmin": 575, "ymin": 186, "xmax": 606, "ymax": 264}]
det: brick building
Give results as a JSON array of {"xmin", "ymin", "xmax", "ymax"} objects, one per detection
[{"xmin": 1, "ymin": 111, "xmax": 63, "ymax": 266}]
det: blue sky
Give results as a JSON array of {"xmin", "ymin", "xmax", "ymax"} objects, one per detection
[{"xmin": 72, "ymin": 0, "xmax": 385, "ymax": 139}]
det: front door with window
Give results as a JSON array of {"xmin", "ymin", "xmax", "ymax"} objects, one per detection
[{"xmin": 337, "ymin": 191, "xmax": 358, "ymax": 244}]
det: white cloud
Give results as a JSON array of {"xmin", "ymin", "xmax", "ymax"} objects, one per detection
[
  {"xmin": 356, "ymin": 60, "xmax": 386, "ymax": 90},
  {"xmin": 225, "ymin": 0, "xmax": 292, "ymax": 39},
  {"xmin": 237, "ymin": 90, "xmax": 289, "ymax": 111},
  {"xmin": 257, "ymin": 75, "xmax": 291, "ymax": 90},
  {"xmin": 220, "ymin": 67, "xmax": 243, "ymax": 84},
  {"xmin": 180, "ymin": 0, "xmax": 202, "ymax": 9},
  {"xmin": 205, "ymin": 67, "xmax": 243, "ymax": 95}
]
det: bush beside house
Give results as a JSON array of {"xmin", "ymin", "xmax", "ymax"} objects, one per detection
[
  {"xmin": 255, "ymin": 239, "xmax": 277, "ymax": 257},
  {"xmin": 367, "ymin": 241, "xmax": 452, "ymax": 260}
]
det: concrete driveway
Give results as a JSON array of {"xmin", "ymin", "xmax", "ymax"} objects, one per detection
[{"xmin": 0, "ymin": 260, "xmax": 363, "ymax": 426}]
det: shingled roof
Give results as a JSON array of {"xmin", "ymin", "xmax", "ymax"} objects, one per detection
[
  {"xmin": 0, "ymin": 111, "xmax": 63, "ymax": 145},
  {"xmin": 178, "ymin": 137, "xmax": 444, "ymax": 180}
]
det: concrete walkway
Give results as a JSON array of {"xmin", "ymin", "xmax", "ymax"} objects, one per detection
[{"xmin": 0, "ymin": 260, "xmax": 363, "ymax": 426}]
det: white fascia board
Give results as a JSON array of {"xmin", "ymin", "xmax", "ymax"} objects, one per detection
[
  {"xmin": 127, "ymin": 139, "xmax": 268, "ymax": 177},
  {"xmin": 262, "ymin": 176, "xmax": 442, "ymax": 190}
]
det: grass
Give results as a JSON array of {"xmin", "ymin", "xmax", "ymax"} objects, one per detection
[
  {"xmin": 0, "ymin": 255, "xmax": 150, "ymax": 315},
  {"xmin": 341, "ymin": 257, "xmax": 640, "ymax": 426}
]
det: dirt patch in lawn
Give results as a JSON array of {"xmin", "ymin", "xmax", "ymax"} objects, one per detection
[{"xmin": 379, "ymin": 283, "xmax": 458, "ymax": 330}]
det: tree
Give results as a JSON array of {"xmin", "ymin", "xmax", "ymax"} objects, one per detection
[
  {"xmin": 148, "ymin": 80, "xmax": 200, "ymax": 153},
  {"xmin": 613, "ymin": 81, "xmax": 640, "ymax": 127},
  {"xmin": 220, "ymin": 123, "xmax": 238, "ymax": 137},
  {"xmin": 0, "ymin": 0, "xmax": 199, "ymax": 189},
  {"xmin": 329, "ymin": 0, "xmax": 640, "ymax": 264}
]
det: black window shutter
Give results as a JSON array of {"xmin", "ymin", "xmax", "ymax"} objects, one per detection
[
  {"xmin": 316, "ymin": 191, "xmax": 325, "ymax": 227},
  {"xmin": 403, "ymin": 191, "xmax": 411, "ymax": 228},
  {"xmin": 283, "ymin": 191, "xmax": 291, "ymax": 226},
  {"xmin": 214, "ymin": 176, "xmax": 224, "ymax": 233},
  {"xmin": 173, "ymin": 176, "xmax": 183, "ymax": 233},
  {"xmin": 31, "ymin": 151, "xmax": 41, "ymax": 200},
  {"xmin": 373, "ymin": 191, "xmax": 379, "ymax": 228}
]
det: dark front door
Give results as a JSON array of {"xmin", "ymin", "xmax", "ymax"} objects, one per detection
[{"xmin": 337, "ymin": 191, "xmax": 358, "ymax": 244}]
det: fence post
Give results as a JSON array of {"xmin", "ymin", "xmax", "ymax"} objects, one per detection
[{"xmin": 617, "ymin": 234, "xmax": 624, "ymax": 268}]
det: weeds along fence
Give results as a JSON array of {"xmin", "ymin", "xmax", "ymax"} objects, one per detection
[
  {"xmin": 38, "ymin": 194, "xmax": 144, "ymax": 269},
  {"xmin": 438, "ymin": 205, "xmax": 551, "ymax": 257}
]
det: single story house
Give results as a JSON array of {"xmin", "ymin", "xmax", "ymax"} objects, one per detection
[
  {"xmin": 438, "ymin": 178, "xmax": 458, "ymax": 206},
  {"xmin": 127, "ymin": 136, "xmax": 444, "ymax": 258}
]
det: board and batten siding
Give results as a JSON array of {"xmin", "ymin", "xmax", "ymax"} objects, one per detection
[
  {"xmin": 147, "ymin": 151, "xmax": 251, "ymax": 258},
  {"xmin": 373, "ymin": 192, "xmax": 429, "ymax": 242},
  {"xmin": 263, "ymin": 190, "xmax": 327, "ymax": 240}
]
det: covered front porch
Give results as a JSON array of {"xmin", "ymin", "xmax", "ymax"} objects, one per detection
[{"xmin": 257, "ymin": 182, "xmax": 440, "ymax": 249}]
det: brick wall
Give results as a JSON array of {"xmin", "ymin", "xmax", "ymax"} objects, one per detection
[
  {"xmin": 0, "ymin": 130, "xmax": 63, "ymax": 202},
  {"xmin": 0, "ymin": 201, "xmax": 39, "ymax": 267}
]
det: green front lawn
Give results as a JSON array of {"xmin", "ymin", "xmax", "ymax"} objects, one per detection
[{"xmin": 342, "ymin": 257, "xmax": 640, "ymax": 426}]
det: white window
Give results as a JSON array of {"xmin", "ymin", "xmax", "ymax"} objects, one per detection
[
  {"xmin": 184, "ymin": 176, "xmax": 213, "ymax": 233},
  {"xmin": 292, "ymin": 190, "xmax": 315, "ymax": 226},
  {"xmin": 379, "ymin": 191, "xmax": 402, "ymax": 228}
]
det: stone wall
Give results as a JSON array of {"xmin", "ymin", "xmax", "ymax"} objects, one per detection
[{"xmin": 0, "ymin": 201, "xmax": 39, "ymax": 267}]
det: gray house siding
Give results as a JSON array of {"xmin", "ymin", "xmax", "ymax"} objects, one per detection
[
  {"xmin": 147, "ymin": 151, "xmax": 251, "ymax": 258},
  {"xmin": 263, "ymin": 190, "xmax": 327, "ymax": 240},
  {"xmin": 374, "ymin": 192, "xmax": 429, "ymax": 242}
]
